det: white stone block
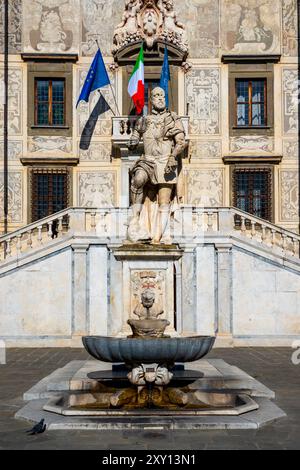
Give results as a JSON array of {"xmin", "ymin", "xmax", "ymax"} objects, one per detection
[{"xmin": 196, "ymin": 246, "xmax": 216, "ymax": 335}]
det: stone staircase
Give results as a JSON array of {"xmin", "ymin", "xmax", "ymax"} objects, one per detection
[{"xmin": 0, "ymin": 207, "xmax": 299, "ymax": 347}]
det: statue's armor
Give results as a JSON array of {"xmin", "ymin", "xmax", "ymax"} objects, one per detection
[{"xmin": 130, "ymin": 109, "xmax": 185, "ymax": 191}]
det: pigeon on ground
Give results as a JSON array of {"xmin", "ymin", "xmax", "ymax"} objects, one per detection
[{"xmin": 25, "ymin": 419, "xmax": 46, "ymax": 435}]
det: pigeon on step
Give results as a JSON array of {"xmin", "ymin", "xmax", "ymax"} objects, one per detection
[{"xmin": 25, "ymin": 419, "xmax": 46, "ymax": 435}]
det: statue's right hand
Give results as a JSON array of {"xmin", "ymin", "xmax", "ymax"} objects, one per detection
[{"xmin": 128, "ymin": 139, "xmax": 137, "ymax": 150}]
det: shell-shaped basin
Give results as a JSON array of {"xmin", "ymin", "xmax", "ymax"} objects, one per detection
[{"xmin": 82, "ymin": 336, "xmax": 215, "ymax": 366}]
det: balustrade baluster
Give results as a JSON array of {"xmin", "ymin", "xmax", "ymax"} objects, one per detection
[
  {"xmin": 27, "ymin": 230, "xmax": 33, "ymax": 249},
  {"xmin": 207, "ymin": 212, "xmax": 213, "ymax": 232},
  {"xmin": 293, "ymin": 238, "xmax": 299, "ymax": 257},
  {"xmin": 57, "ymin": 217, "xmax": 63, "ymax": 236},
  {"xmin": 126, "ymin": 120, "xmax": 131, "ymax": 135},
  {"xmin": 271, "ymin": 229, "xmax": 276, "ymax": 249},
  {"xmin": 16, "ymin": 235, "xmax": 22, "ymax": 255},
  {"xmin": 120, "ymin": 120, "xmax": 125, "ymax": 135},
  {"xmin": 100, "ymin": 212, "xmax": 107, "ymax": 235},
  {"xmin": 115, "ymin": 209, "xmax": 121, "ymax": 238},
  {"xmin": 196, "ymin": 211, "xmax": 203, "ymax": 235},
  {"xmin": 37, "ymin": 226, "xmax": 43, "ymax": 245},
  {"xmin": 6, "ymin": 238, "xmax": 11, "ymax": 257},
  {"xmin": 282, "ymin": 234, "xmax": 287, "ymax": 256},
  {"xmin": 251, "ymin": 221, "xmax": 256, "ymax": 239},
  {"xmin": 261, "ymin": 225, "xmax": 267, "ymax": 244},
  {"xmin": 90, "ymin": 212, "xmax": 96, "ymax": 233},
  {"xmin": 47, "ymin": 222, "xmax": 53, "ymax": 239},
  {"xmin": 240, "ymin": 216, "xmax": 246, "ymax": 235}
]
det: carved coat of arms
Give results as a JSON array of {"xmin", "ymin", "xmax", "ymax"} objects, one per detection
[{"xmin": 112, "ymin": 0, "xmax": 188, "ymax": 57}]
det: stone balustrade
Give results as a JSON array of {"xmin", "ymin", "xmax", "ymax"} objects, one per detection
[
  {"xmin": 0, "ymin": 206, "xmax": 299, "ymax": 264},
  {"xmin": 229, "ymin": 208, "xmax": 300, "ymax": 258},
  {"xmin": 0, "ymin": 208, "xmax": 71, "ymax": 263},
  {"xmin": 112, "ymin": 116, "xmax": 190, "ymax": 145}
]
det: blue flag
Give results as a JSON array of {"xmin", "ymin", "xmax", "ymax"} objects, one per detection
[
  {"xmin": 76, "ymin": 48, "xmax": 110, "ymax": 107},
  {"xmin": 160, "ymin": 46, "xmax": 170, "ymax": 108}
]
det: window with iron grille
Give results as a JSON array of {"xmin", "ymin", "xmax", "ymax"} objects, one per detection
[
  {"xmin": 35, "ymin": 79, "xmax": 65, "ymax": 126},
  {"xmin": 233, "ymin": 169, "xmax": 272, "ymax": 222},
  {"xmin": 31, "ymin": 169, "xmax": 69, "ymax": 222},
  {"xmin": 236, "ymin": 79, "xmax": 267, "ymax": 127}
]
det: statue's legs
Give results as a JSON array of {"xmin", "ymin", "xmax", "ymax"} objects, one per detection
[
  {"xmin": 131, "ymin": 170, "xmax": 148, "ymax": 218},
  {"xmin": 153, "ymin": 185, "xmax": 173, "ymax": 244}
]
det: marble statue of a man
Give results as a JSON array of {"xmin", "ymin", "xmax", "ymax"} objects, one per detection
[{"xmin": 128, "ymin": 87, "xmax": 186, "ymax": 244}]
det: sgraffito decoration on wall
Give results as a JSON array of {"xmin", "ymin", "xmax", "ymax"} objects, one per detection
[
  {"xmin": 175, "ymin": 0, "xmax": 219, "ymax": 58},
  {"xmin": 0, "ymin": 0, "xmax": 22, "ymax": 53},
  {"xmin": 23, "ymin": 0, "xmax": 79, "ymax": 53},
  {"xmin": 283, "ymin": 140, "xmax": 298, "ymax": 160},
  {"xmin": 28, "ymin": 137, "xmax": 73, "ymax": 154},
  {"xmin": 0, "ymin": 141, "xmax": 23, "ymax": 162},
  {"xmin": 0, "ymin": 68, "xmax": 22, "ymax": 135},
  {"xmin": 189, "ymin": 140, "xmax": 222, "ymax": 160},
  {"xmin": 78, "ymin": 171, "xmax": 116, "ymax": 208},
  {"xmin": 0, "ymin": 172, "xmax": 23, "ymax": 223},
  {"xmin": 185, "ymin": 169, "xmax": 224, "ymax": 207},
  {"xmin": 79, "ymin": 142, "xmax": 111, "ymax": 162},
  {"xmin": 282, "ymin": 69, "xmax": 298, "ymax": 135},
  {"xmin": 280, "ymin": 170, "xmax": 299, "ymax": 222},
  {"xmin": 230, "ymin": 137, "xmax": 274, "ymax": 154},
  {"xmin": 282, "ymin": 0, "xmax": 298, "ymax": 57},
  {"xmin": 221, "ymin": 0, "xmax": 280, "ymax": 55},
  {"xmin": 81, "ymin": 0, "xmax": 122, "ymax": 56},
  {"xmin": 186, "ymin": 68, "xmax": 220, "ymax": 135}
]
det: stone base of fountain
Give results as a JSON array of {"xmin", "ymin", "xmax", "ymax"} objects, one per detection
[
  {"xmin": 43, "ymin": 387, "xmax": 258, "ymax": 416},
  {"xmin": 15, "ymin": 358, "xmax": 286, "ymax": 430}
]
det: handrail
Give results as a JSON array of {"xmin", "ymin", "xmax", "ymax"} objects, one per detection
[
  {"xmin": 0, "ymin": 207, "xmax": 75, "ymax": 243},
  {"xmin": 227, "ymin": 207, "xmax": 300, "ymax": 240}
]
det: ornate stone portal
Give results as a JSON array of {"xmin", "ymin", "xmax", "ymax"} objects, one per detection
[
  {"xmin": 127, "ymin": 87, "xmax": 187, "ymax": 244},
  {"xmin": 112, "ymin": 0, "xmax": 188, "ymax": 60}
]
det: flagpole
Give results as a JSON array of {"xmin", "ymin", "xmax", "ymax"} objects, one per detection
[
  {"xmin": 95, "ymin": 39, "xmax": 121, "ymax": 116},
  {"xmin": 109, "ymin": 83, "xmax": 121, "ymax": 117}
]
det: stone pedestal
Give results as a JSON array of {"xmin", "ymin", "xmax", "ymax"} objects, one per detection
[{"xmin": 110, "ymin": 245, "xmax": 184, "ymax": 337}]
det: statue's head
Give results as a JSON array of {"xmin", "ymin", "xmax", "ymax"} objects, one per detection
[
  {"xmin": 141, "ymin": 289, "xmax": 155, "ymax": 308},
  {"xmin": 151, "ymin": 87, "xmax": 166, "ymax": 112},
  {"xmin": 166, "ymin": 0, "xmax": 173, "ymax": 11}
]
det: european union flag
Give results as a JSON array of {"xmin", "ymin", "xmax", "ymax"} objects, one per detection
[
  {"xmin": 76, "ymin": 48, "xmax": 110, "ymax": 107},
  {"xmin": 160, "ymin": 46, "xmax": 170, "ymax": 108}
]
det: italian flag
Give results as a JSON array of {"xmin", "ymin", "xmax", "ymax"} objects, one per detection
[{"xmin": 128, "ymin": 45, "xmax": 145, "ymax": 115}]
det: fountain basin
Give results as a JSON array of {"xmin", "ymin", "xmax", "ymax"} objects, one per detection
[{"xmin": 82, "ymin": 336, "xmax": 215, "ymax": 366}]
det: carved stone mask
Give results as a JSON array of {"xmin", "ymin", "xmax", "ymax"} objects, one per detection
[
  {"xmin": 151, "ymin": 87, "xmax": 166, "ymax": 112},
  {"xmin": 141, "ymin": 289, "xmax": 155, "ymax": 308}
]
